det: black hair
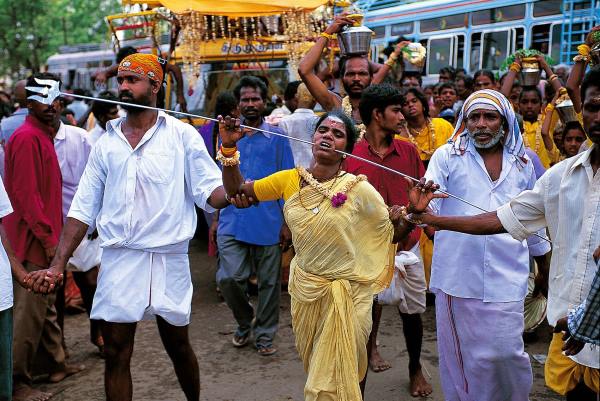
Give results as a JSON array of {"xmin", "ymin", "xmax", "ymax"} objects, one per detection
[
  {"xmin": 438, "ymin": 82, "xmax": 457, "ymax": 94},
  {"xmin": 359, "ymin": 84, "xmax": 405, "ymax": 126},
  {"xmin": 438, "ymin": 66, "xmax": 456, "ymax": 80},
  {"xmin": 402, "ymin": 71, "xmax": 423, "ymax": 86},
  {"xmin": 563, "ymin": 121, "xmax": 586, "ymax": 137},
  {"xmin": 401, "ymin": 87, "xmax": 430, "ymax": 118},
  {"xmin": 339, "ymin": 56, "xmax": 373, "ymax": 79},
  {"xmin": 474, "ymin": 69, "xmax": 496, "ymax": 83},
  {"xmin": 116, "ymin": 46, "xmax": 138, "ymax": 63},
  {"xmin": 581, "ymin": 66, "xmax": 600, "ymax": 102},
  {"xmin": 214, "ymin": 91, "xmax": 238, "ymax": 118},
  {"xmin": 62, "ymin": 108, "xmax": 74, "ymax": 116},
  {"xmin": 91, "ymin": 91, "xmax": 118, "ymax": 120},
  {"xmin": 233, "ymin": 76, "xmax": 268, "ymax": 101},
  {"xmin": 25, "ymin": 73, "xmax": 62, "ymax": 99},
  {"xmin": 314, "ymin": 110, "xmax": 357, "ymax": 153},
  {"xmin": 456, "ymin": 75, "xmax": 473, "ymax": 90},
  {"xmin": 519, "ymin": 86, "xmax": 542, "ymax": 102},
  {"xmin": 284, "ymin": 80, "xmax": 301, "ymax": 101}
]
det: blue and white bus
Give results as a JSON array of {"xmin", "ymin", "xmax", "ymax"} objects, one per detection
[{"xmin": 362, "ymin": 0, "xmax": 599, "ymax": 78}]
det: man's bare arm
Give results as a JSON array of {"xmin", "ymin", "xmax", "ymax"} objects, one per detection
[{"xmin": 420, "ymin": 211, "xmax": 506, "ymax": 235}]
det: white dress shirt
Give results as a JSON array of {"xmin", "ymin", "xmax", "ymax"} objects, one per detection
[
  {"xmin": 425, "ymin": 142, "xmax": 550, "ymax": 303},
  {"xmin": 87, "ymin": 124, "xmax": 106, "ymax": 147},
  {"xmin": 54, "ymin": 123, "xmax": 92, "ymax": 221},
  {"xmin": 278, "ymin": 108, "xmax": 318, "ymax": 168},
  {"xmin": 0, "ymin": 179, "xmax": 14, "ymax": 312},
  {"xmin": 498, "ymin": 144, "xmax": 599, "ymax": 368},
  {"xmin": 68, "ymin": 111, "xmax": 222, "ymax": 253}
]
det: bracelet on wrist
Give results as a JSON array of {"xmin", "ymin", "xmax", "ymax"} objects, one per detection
[
  {"xmin": 578, "ymin": 44, "xmax": 591, "ymax": 56},
  {"xmin": 320, "ymin": 32, "xmax": 336, "ymax": 41},
  {"xmin": 400, "ymin": 206, "xmax": 423, "ymax": 225},
  {"xmin": 509, "ymin": 62, "xmax": 521, "ymax": 73},
  {"xmin": 216, "ymin": 150, "xmax": 241, "ymax": 167},
  {"xmin": 220, "ymin": 145, "xmax": 238, "ymax": 158}
]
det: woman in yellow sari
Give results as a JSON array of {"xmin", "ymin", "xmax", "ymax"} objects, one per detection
[{"xmin": 217, "ymin": 110, "xmax": 437, "ymax": 400}]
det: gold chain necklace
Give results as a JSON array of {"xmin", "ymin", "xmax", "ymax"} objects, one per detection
[
  {"xmin": 342, "ymin": 96, "xmax": 366, "ymax": 142},
  {"xmin": 408, "ymin": 118, "xmax": 436, "ymax": 156}
]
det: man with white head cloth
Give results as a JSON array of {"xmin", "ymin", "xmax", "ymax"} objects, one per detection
[{"xmin": 421, "ymin": 89, "xmax": 551, "ymax": 401}]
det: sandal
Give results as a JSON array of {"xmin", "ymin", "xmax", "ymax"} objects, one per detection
[
  {"xmin": 257, "ymin": 343, "xmax": 277, "ymax": 356},
  {"xmin": 232, "ymin": 332, "xmax": 249, "ymax": 348}
]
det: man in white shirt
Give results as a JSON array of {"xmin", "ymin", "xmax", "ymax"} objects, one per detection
[
  {"xmin": 0, "ymin": 179, "xmax": 29, "ymax": 401},
  {"xmin": 266, "ymin": 80, "xmax": 300, "ymax": 125},
  {"xmin": 88, "ymin": 91, "xmax": 119, "ymax": 146},
  {"xmin": 413, "ymin": 90, "xmax": 551, "ymax": 401},
  {"xmin": 408, "ymin": 69, "xmax": 600, "ymax": 400},
  {"xmin": 278, "ymin": 83, "xmax": 318, "ymax": 168},
  {"xmin": 28, "ymin": 54, "xmax": 236, "ymax": 401}
]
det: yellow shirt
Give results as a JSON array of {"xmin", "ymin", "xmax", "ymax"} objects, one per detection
[
  {"xmin": 395, "ymin": 118, "xmax": 454, "ymax": 161},
  {"xmin": 523, "ymin": 115, "xmax": 559, "ymax": 169},
  {"xmin": 254, "ymin": 168, "xmax": 300, "ymax": 202}
]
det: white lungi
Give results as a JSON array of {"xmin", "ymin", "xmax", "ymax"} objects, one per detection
[
  {"xmin": 91, "ymin": 247, "xmax": 193, "ymax": 326},
  {"xmin": 435, "ymin": 290, "xmax": 532, "ymax": 401},
  {"xmin": 397, "ymin": 243, "xmax": 427, "ymax": 315}
]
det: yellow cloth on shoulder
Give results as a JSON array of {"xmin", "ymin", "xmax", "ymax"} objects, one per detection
[
  {"xmin": 255, "ymin": 168, "xmax": 396, "ymax": 401},
  {"xmin": 545, "ymin": 333, "xmax": 599, "ymax": 395},
  {"xmin": 523, "ymin": 114, "xmax": 560, "ymax": 168},
  {"xmin": 395, "ymin": 118, "xmax": 454, "ymax": 161}
]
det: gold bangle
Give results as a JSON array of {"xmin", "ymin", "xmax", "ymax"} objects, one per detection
[
  {"xmin": 320, "ymin": 32, "xmax": 336, "ymax": 41},
  {"xmin": 548, "ymin": 74, "xmax": 559, "ymax": 82},
  {"xmin": 578, "ymin": 44, "xmax": 591, "ymax": 56},
  {"xmin": 546, "ymin": 104, "xmax": 555, "ymax": 113},
  {"xmin": 509, "ymin": 62, "xmax": 521, "ymax": 73},
  {"xmin": 385, "ymin": 57, "xmax": 397, "ymax": 67},
  {"xmin": 220, "ymin": 145, "xmax": 237, "ymax": 157},
  {"xmin": 216, "ymin": 150, "xmax": 241, "ymax": 167},
  {"xmin": 559, "ymin": 87, "xmax": 568, "ymax": 96}
]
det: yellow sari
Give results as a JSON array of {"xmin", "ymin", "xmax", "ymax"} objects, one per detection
[{"xmin": 254, "ymin": 169, "xmax": 395, "ymax": 401}]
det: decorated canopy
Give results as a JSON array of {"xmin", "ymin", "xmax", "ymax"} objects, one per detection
[{"xmin": 122, "ymin": 0, "xmax": 330, "ymax": 16}]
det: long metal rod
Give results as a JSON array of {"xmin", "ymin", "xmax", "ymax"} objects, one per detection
[{"xmin": 67, "ymin": 92, "xmax": 550, "ymax": 242}]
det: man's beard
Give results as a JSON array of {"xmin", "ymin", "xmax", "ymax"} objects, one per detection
[
  {"xmin": 468, "ymin": 127, "xmax": 505, "ymax": 149},
  {"xmin": 588, "ymin": 123, "xmax": 600, "ymax": 145},
  {"xmin": 342, "ymin": 81, "xmax": 367, "ymax": 99},
  {"xmin": 118, "ymin": 90, "xmax": 152, "ymax": 113}
]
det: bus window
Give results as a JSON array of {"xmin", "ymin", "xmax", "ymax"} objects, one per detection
[
  {"xmin": 470, "ymin": 32, "xmax": 482, "ymax": 71},
  {"xmin": 372, "ymin": 26, "xmax": 386, "ymax": 39},
  {"xmin": 456, "ymin": 35, "xmax": 465, "ymax": 70},
  {"xmin": 533, "ymin": 0, "xmax": 562, "ymax": 17},
  {"xmin": 472, "ymin": 4, "xmax": 525, "ymax": 25},
  {"xmin": 427, "ymin": 37, "xmax": 453, "ymax": 75},
  {"xmin": 421, "ymin": 14, "xmax": 466, "ymax": 32},
  {"xmin": 481, "ymin": 30, "xmax": 509, "ymax": 70},
  {"xmin": 391, "ymin": 22, "xmax": 413, "ymax": 37},
  {"xmin": 531, "ymin": 24, "xmax": 551, "ymax": 54},
  {"xmin": 551, "ymin": 24, "xmax": 561, "ymax": 62},
  {"xmin": 514, "ymin": 27, "xmax": 525, "ymax": 50}
]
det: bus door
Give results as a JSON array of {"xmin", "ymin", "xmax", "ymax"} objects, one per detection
[
  {"xmin": 471, "ymin": 26, "xmax": 524, "ymax": 72},
  {"xmin": 425, "ymin": 34, "xmax": 465, "ymax": 76}
]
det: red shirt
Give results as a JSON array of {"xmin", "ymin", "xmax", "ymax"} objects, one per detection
[
  {"xmin": 4, "ymin": 115, "xmax": 63, "ymax": 267},
  {"xmin": 346, "ymin": 138, "xmax": 425, "ymax": 250}
]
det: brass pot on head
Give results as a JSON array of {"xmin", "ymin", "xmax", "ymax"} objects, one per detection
[
  {"xmin": 556, "ymin": 99, "xmax": 578, "ymax": 124},
  {"xmin": 520, "ymin": 57, "xmax": 541, "ymax": 86}
]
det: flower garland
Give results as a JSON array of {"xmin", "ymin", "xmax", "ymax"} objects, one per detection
[
  {"xmin": 297, "ymin": 166, "xmax": 366, "ymax": 209},
  {"xmin": 342, "ymin": 96, "xmax": 366, "ymax": 142},
  {"xmin": 408, "ymin": 118, "xmax": 436, "ymax": 157}
]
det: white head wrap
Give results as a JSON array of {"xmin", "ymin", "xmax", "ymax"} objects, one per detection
[{"xmin": 449, "ymin": 89, "xmax": 527, "ymax": 167}]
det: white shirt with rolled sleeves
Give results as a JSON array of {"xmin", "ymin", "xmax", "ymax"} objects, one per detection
[
  {"xmin": 497, "ymin": 144, "xmax": 600, "ymax": 368},
  {"xmin": 0, "ymin": 179, "xmax": 13, "ymax": 312},
  {"xmin": 68, "ymin": 111, "xmax": 223, "ymax": 326},
  {"xmin": 425, "ymin": 142, "xmax": 551, "ymax": 303}
]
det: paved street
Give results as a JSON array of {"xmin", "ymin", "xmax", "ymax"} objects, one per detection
[{"xmin": 39, "ymin": 240, "xmax": 560, "ymax": 401}]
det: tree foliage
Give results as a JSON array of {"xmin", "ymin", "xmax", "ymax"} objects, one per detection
[{"xmin": 0, "ymin": 0, "xmax": 121, "ymax": 77}]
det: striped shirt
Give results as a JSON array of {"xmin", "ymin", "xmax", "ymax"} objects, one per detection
[{"xmin": 568, "ymin": 264, "xmax": 600, "ymax": 345}]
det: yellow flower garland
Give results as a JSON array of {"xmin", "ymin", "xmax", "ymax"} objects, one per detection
[{"xmin": 342, "ymin": 96, "xmax": 366, "ymax": 142}]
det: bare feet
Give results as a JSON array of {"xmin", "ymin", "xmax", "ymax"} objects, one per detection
[
  {"xmin": 409, "ymin": 368, "xmax": 433, "ymax": 397},
  {"xmin": 47, "ymin": 363, "xmax": 85, "ymax": 383},
  {"xmin": 368, "ymin": 346, "xmax": 392, "ymax": 373},
  {"xmin": 12, "ymin": 384, "xmax": 53, "ymax": 401}
]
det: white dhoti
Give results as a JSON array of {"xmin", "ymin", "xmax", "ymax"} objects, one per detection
[
  {"xmin": 90, "ymin": 247, "xmax": 193, "ymax": 326},
  {"xmin": 435, "ymin": 290, "xmax": 532, "ymax": 401}
]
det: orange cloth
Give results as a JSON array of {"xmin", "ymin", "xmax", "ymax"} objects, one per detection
[{"xmin": 118, "ymin": 53, "xmax": 164, "ymax": 83}]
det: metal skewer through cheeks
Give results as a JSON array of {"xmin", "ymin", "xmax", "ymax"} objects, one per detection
[{"xmin": 29, "ymin": 78, "xmax": 549, "ymax": 243}]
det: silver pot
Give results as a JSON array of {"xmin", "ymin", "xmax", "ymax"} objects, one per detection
[
  {"xmin": 521, "ymin": 68, "xmax": 541, "ymax": 86},
  {"xmin": 556, "ymin": 99, "xmax": 578, "ymax": 123},
  {"xmin": 338, "ymin": 25, "xmax": 373, "ymax": 57},
  {"xmin": 402, "ymin": 43, "xmax": 426, "ymax": 72}
]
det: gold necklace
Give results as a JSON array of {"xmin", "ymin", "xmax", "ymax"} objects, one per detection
[
  {"xmin": 342, "ymin": 96, "xmax": 366, "ymax": 142},
  {"xmin": 408, "ymin": 118, "xmax": 436, "ymax": 157},
  {"xmin": 296, "ymin": 167, "xmax": 366, "ymax": 213},
  {"xmin": 297, "ymin": 169, "xmax": 341, "ymax": 214}
]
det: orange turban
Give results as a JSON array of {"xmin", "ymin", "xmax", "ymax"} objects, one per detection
[{"xmin": 118, "ymin": 53, "xmax": 164, "ymax": 83}]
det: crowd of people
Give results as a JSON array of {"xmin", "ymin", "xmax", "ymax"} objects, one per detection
[{"xmin": 0, "ymin": 13, "xmax": 598, "ymax": 401}]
